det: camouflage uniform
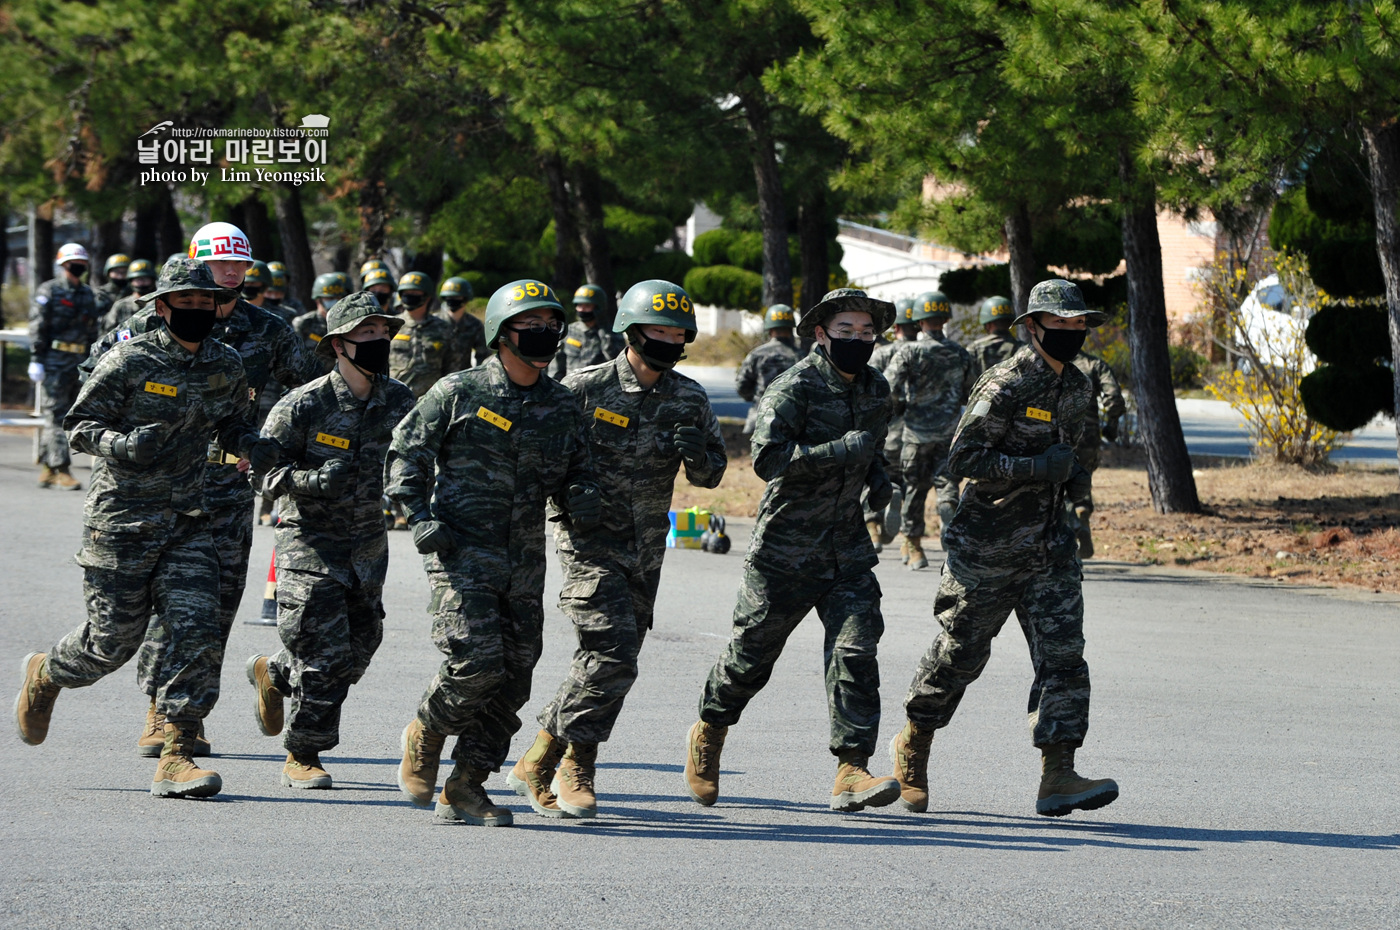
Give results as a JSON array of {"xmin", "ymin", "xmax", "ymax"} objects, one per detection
[
  {"xmin": 260, "ymin": 370, "xmax": 415, "ymax": 753},
  {"xmin": 735, "ymin": 336, "xmax": 803, "ymax": 435},
  {"xmin": 385, "ymin": 356, "xmax": 596, "ymax": 771},
  {"xmin": 389, "ymin": 312, "xmax": 458, "ymax": 398},
  {"xmin": 437, "ymin": 308, "xmax": 489, "ymax": 370},
  {"xmin": 95, "ymin": 279, "xmax": 128, "ymax": 319},
  {"xmin": 864, "ymin": 337, "xmax": 908, "ymax": 523},
  {"xmin": 28, "ymin": 276, "xmax": 99, "ymax": 469},
  {"xmin": 1067, "ymin": 352, "xmax": 1125, "ymax": 517},
  {"xmin": 50, "ymin": 322, "xmax": 257, "ymax": 725},
  {"xmin": 292, "ymin": 310, "xmax": 333, "ymax": 375},
  {"xmin": 967, "ymin": 331, "xmax": 1024, "ymax": 379},
  {"xmin": 537, "ymin": 353, "xmax": 727, "ymax": 744},
  {"xmin": 699, "ymin": 346, "xmax": 891, "ymax": 757},
  {"xmin": 101, "ymin": 294, "xmax": 143, "ymax": 338},
  {"xmin": 547, "ymin": 321, "xmax": 625, "ymax": 381},
  {"xmin": 886, "ymin": 331, "xmax": 974, "ymax": 541},
  {"xmin": 268, "ymin": 295, "xmax": 306, "ymax": 320},
  {"xmin": 903, "ymin": 344, "xmax": 1095, "ymax": 748}
]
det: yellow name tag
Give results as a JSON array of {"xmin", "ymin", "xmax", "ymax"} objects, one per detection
[
  {"xmin": 1026, "ymin": 407, "xmax": 1052, "ymax": 422},
  {"xmin": 315, "ymin": 432, "xmax": 350, "ymax": 449},
  {"xmin": 144, "ymin": 381, "xmax": 177, "ymax": 397},
  {"xmin": 594, "ymin": 407, "xmax": 629, "ymax": 428},
  {"xmin": 393, "ymin": 333, "xmax": 411, "ymax": 341},
  {"xmin": 566, "ymin": 337, "xmax": 583, "ymax": 348},
  {"xmin": 309, "ymin": 333, "xmax": 322, "ymax": 343},
  {"xmin": 476, "ymin": 406, "xmax": 512, "ymax": 431}
]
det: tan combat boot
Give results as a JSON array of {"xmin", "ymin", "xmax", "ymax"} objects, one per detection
[
  {"xmin": 36, "ymin": 466, "xmax": 56, "ymax": 488},
  {"xmin": 507, "ymin": 729, "xmax": 569, "ymax": 818},
  {"xmin": 1036, "ymin": 744, "xmax": 1119, "ymax": 817},
  {"xmin": 137, "ymin": 698, "xmax": 167, "ymax": 757},
  {"xmin": 899, "ymin": 537, "xmax": 910, "ymax": 565},
  {"xmin": 684, "ymin": 720, "xmax": 727, "ymax": 806},
  {"xmin": 14, "ymin": 652, "xmax": 61, "ymax": 745},
  {"xmin": 151, "ymin": 721, "xmax": 222, "ymax": 798},
  {"xmin": 552, "ymin": 742, "xmax": 599, "ymax": 819},
  {"xmin": 398, "ymin": 718, "xmax": 446, "ymax": 807},
  {"xmin": 50, "ymin": 467, "xmax": 81, "ymax": 491},
  {"xmin": 888, "ymin": 720, "xmax": 934, "ymax": 812},
  {"xmin": 436, "ymin": 764, "xmax": 513, "ymax": 826},
  {"xmin": 906, "ymin": 536, "xmax": 928, "ymax": 570},
  {"xmin": 831, "ymin": 750, "xmax": 901, "ymax": 812},
  {"xmin": 283, "ymin": 751, "xmax": 332, "ymax": 789},
  {"xmin": 245, "ymin": 654, "xmax": 284, "ymax": 736},
  {"xmin": 193, "ymin": 720, "xmax": 212, "ymax": 758},
  {"xmin": 1074, "ymin": 507, "xmax": 1095, "ymax": 559},
  {"xmin": 866, "ymin": 520, "xmax": 883, "ymax": 553}
]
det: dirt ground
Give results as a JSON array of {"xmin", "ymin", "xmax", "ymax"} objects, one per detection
[{"xmin": 673, "ymin": 442, "xmax": 1400, "ymax": 595}]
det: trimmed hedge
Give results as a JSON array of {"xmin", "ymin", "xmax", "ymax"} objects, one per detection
[{"xmin": 683, "ymin": 264, "xmax": 763, "ymax": 311}]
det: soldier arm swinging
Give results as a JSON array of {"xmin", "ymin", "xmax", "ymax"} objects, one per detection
[
  {"xmin": 383, "ymin": 387, "xmax": 448, "ymax": 523},
  {"xmin": 681, "ymin": 403, "xmax": 728, "ymax": 489}
]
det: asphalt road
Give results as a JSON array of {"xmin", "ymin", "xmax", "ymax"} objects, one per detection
[{"xmin": 1, "ymin": 432, "xmax": 1397, "ymax": 928}]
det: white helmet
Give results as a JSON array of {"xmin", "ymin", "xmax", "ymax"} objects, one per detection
[
  {"xmin": 188, "ymin": 222, "xmax": 253, "ymax": 262},
  {"xmin": 55, "ymin": 243, "xmax": 90, "ymax": 266}
]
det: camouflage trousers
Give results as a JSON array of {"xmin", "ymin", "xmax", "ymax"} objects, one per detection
[
  {"xmin": 700, "ymin": 564, "xmax": 885, "ymax": 758},
  {"xmin": 904, "ymin": 553, "xmax": 1090, "ymax": 748},
  {"xmin": 136, "ymin": 500, "xmax": 253, "ymax": 697},
  {"xmin": 416, "ymin": 570, "xmax": 545, "ymax": 771},
  {"xmin": 863, "ymin": 436, "xmax": 904, "ymax": 524},
  {"xmin": 537, "ymin": 549, "xmax": 662, "ymax": 744},
  {"xmin": 38, "ymin": 363, "xmax": 80, "ymax": 468},
  {"xmin": 265, "ymin": 568, "xmax": 385, "ymax": 753},
  {"xmin": 900, "ymin": 438, "xmax": 960, "ymax": 540},
  {"xmin": 47, "ymin": 515, "xmax": 221, "ymax": 724}
]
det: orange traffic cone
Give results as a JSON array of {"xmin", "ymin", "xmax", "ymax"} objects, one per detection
[{"xmin": 245, "ymin": 549, "xmax": 278, "ymax": 627}]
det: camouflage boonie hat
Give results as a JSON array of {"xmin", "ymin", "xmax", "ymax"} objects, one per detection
[
  {"xmin": 1012, "ymin": 278, "xmax": 1107, "ymax": 327},
  {"xmin": 316, "ymin": 291, "xmax": 406, "ymax": 360},
  {"xmin": 137, "ymin": 257, "xmax": 238, "ymax": 306},
  {"xmin": 797, "ymin": 287, "xmax": 896, "ymax": 339}
]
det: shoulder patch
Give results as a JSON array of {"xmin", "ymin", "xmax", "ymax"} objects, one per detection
[
  {"xmin": 969, "ymin": 399, "xmax": 992, "ymax": 418},
  {"xmin": 117, "ymin": 329, "xmax": 132, "ymax": 341}
]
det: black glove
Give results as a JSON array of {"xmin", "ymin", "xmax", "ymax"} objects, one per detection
[
  {"xmin": 246, "ymin": 437, "xmax": 281, "ymax": 474},
  {"xmin": 1030, "ymin": 443, "xmax": 1076, "ymax": 483},
  {"xmin": 1101, "ymin": 419, "xmax": 1119, "ymax": 443},
  {"xmin": 295, "ymin": 458, "xmax": 352, "ymax": 499},
  {"xmin": 806, "ymin": 429, "xmax": 875, "ymax": 466},
  {"xmin": 411, "ymin": 517, "xmax": 457, "ymax": 555},
  {"xmin": 566, "ymin": 483, "xmax": 602, "ymax": 528},
  {"xmin": 866, "ymin": 469, "xmax": 893, "ymax": 514},
  {"xmin": 1066, "ymin": 466, "xmax": 1092, "ymax": 502},
  {"xmin": 673, "ymin": 425, "xmax": 706, "ymax": 467},
  {"xmin": 112, "ymin": 428, "xmax": 157, "ymax": 465}
]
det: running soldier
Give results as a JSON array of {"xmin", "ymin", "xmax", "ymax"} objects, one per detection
[
  {"xmin": 512, "ymin": 280, "xmax": 727, "ymax": 820},
  {"xmin": 437, "ymin": 276, "xmax": 489, "ymax": 369},
  {"xmin": 889, "ymin": 278, "xmax": 1119, "ymax": 819},
  {"xmin": 864, "ymin": 297, "xmax": 919, "ymax": 550},
  {"xmin": 265, "ymin": 261, "xmax": 307, "ymax": 319},
  {"xmin": 966, "ymin": 296, "xmax": 1023, "ymax": 378},
  {"xmin": 548, "ymin": 283, "xmax": 624, "ymax": 380},
  {"xmin": 14, "ymin": 257, "xmax": 278, "ymax": 798},
  {"xmin": 93, "ymin": 253, "xmax": 131, "ymax": 318},
  {"xmin": 735, "ymin": 304, "xmax": 802, "ymax": 435},
  {"xmin": 362, "ymin": 267, "xmax": 395, "ymax": 311},
  {"xmin": 684, "ymin": 288, "xmax": 902, "ymax": 813},
  {"xmin": 246, "ymin": 293, "xmax": 415, "ymax": 789},
  {"xmin": 29, "ymin": 242, "xmax": 100, "ymax": 490},
  {"xmin": 388, "ymin": 279, "xmax": 601, "ymax": 827},
  {"xmin": 1066, "ymin": 351, "xmax": 1125, "ymax": 558},
  {"xmin": 100, "ymin": 259, "xmax": 157, "ymax": 335},
  {"xmin": 389, "ymin": 271, "xmax": 457, "ymax": 397},
  {"xmin": 292, "ymin": 272, "xmax": 352, "ymax": 375}
]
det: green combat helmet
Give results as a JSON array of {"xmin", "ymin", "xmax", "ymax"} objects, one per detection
[
  {"xmin": 315, "ymin": 291, "xmax": 405, "ymax": 361},
  {"xmin": 763, "ymin": 303, "xmax": 796, "ymax": 331},
  {"xmin": 362, "ymin": 268, "xmax": 392, "ymax": 290},
  {"xmin": 244, "ymin": 261, "xmax": 272, "ymax": 289},
  {"xmin": 103, "ymin": 253, "xmax": 131, "ymax": 276},
  {"xmin": 126, "ymin": 258, "xmax": 156, "ymax": 282},
  {"xmin": 979, "ymin": 295, "xmax": 1015, "ymax": 326},
  {"xmin": 894, "ymin": 297, "xmax": 916, "ymax": 327},
  {"xmin": 484, "ymin": 278, "xmax": 566, "ymax": 351},
  {"xmin": 312, "ymin": 272, "xmax": 350, "ymax": 308},
  {"xmin": 1013, "ymin": 279, "xmax": 1107, "ymax": 327},
  {"xmin": 137, "ymin": 256, "xmax": 239, "ymax": 306},
  {"xmin": 911, "ymin": 290, "xmax": 952, "ymax": 322},
  {"xmin": 398, "ymin": 271, "xmax": 434, "ymax": 294},
  {"xmin": 797, "ymin": 287, "xmax": 896, "ymax": 339},
  {"xmin": 359, "ymin": 258, "xmax": 386, "ymax": 279},
  {"xmin": 573, "ymin": 283, "xmax": 607, "ymax": 308},
  {"xmin": 440, "ymin": 276, "xmax": 474, "ymax": 301},
  {"xmin": 614, "ymin": 279, "xmax": 698, "ymax": 371},
  {"xmin": 268, "ymin": 264, "xmax": 289, "ymax": 290}
]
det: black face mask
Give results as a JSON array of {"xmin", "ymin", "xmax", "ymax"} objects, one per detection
[
  {"xmin": 265, "ymin": 296, "xmax": 282, "ymax": 307},
  {"xmin": 824, "ymin": 336, "xmax": 876, "ymax": 374},
  {"xmin": 339, "ymin": 336, "xmax": 391, "ymax": 376},
  {"xmin": 68, "ymin": 264, "xmax": 88, "ymax": 279},
  {"xmin": 400, "ymin": 292, "xmax": 425, "ymax": 310},
  {"xmin": 1033, "ymin": 324, "xmax": 1088, "ymax": 364},
  {"xmin": 132, "ymin": 281, "xmax": 155, "ymax": 296},
  {"xmin": 242, "ymin": 286, "xmax": 264, "ymax": 299},
  {"xmin": 504, "ymin": 326, "xmax": 561, "ymax": 363},
  {"xmin": 443, "ymin": 298, "xmax": 465, "ymax": 312},
  {"xmin": 628, "ymin": 329, "xmax": 686, "ymax": 371},
  {"xmin": 576, "ymin": 310, "xmax": 595, "ymax": 324},
  {"xmin": 163, "ymin": 302, "xmax": 217, "ymax": 343}
]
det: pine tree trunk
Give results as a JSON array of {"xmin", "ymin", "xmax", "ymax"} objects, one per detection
[
  {"xmin": 798, "ymin": 187, "xmax": 828, "ymax": 312},
  {"xmin": 570, "ymin": 164, "xmax": 615, "ymax": 325},
  {"xmin": 740, "ymin": 91, "xmax": 794, "ymax": 308},
  {"xmin": 273, "ymin": 185, "xmax": 315, "ymax": 309},
  {"xmin": 33, "ymin": 202, "xmax": 55, "ymax": 290},
  {"xmin": 240, "ymin": 194, "xmax": 275, "ymax": 260},
  {"xmin": 1362, "ymin": 119, "xmax": 1400, "ymax": 480},
  {"xmin": 133, "ymin": 198, "xmax": 159, "ymax": 265},
  {"xmin": 91, "ymin": 218, "xmax": 124, "ymax": 286},
  {"xmin": 156, "ymin": 185, "xmax": 184, "ymax": 262},
  {"xmin": 358, "ymin": 176, "xmax": 388, "ymax": 267},
  {"xmin": 1004, "ymin": 202, "xmax": 1037, "ymax": 316},
  {"xmin": 542, "ymin": 153, "xmax": 583, "ymax": 299},
  {"xmin": 1120, "ymin": 150, "xmax": 1200, "ymax": 514}
]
